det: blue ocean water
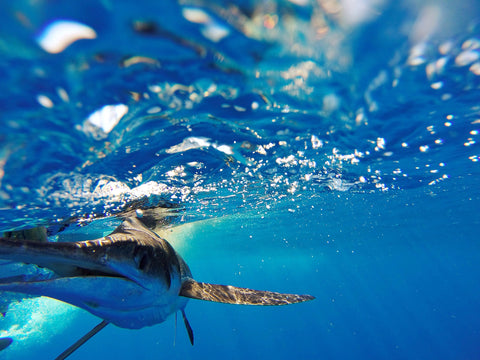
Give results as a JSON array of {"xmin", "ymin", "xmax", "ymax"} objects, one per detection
[{"xmin": 1, "ymin": 0, "xmax": 480, "ymax": 359}]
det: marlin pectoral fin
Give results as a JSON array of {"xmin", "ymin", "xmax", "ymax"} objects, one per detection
[
  {"xmin": 181, "ymin": 310, "xmax": 194, "ymax": 345},
  {"xmin": 179, "ymin": 279, "xmax": 315, "ymax": 305},
  {"xmin": 55, "ymin": 320, "xmax": 109, "ymax": 360}
]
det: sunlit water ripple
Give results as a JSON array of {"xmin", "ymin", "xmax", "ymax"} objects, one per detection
[{"xmin": 1, "ymin": 1, "xmax": 479, "ymax": 228}]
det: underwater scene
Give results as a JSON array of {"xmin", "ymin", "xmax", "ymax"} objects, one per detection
[{"xmin": 1, "ymin": 0, "xmax": 480, "ymax": 359}]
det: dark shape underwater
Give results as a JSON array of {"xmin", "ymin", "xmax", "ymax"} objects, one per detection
[
  {"xmin": 0, "ymin": 337, "xmax": 13, "ymax": 351},
  {"xmin": 0, "ymin": 208, "xmax": 314, "ymax": 359}
]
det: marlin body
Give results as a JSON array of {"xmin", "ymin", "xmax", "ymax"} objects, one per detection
[
  {"xmin": 0, "ymin": 217, "xmax": 191, "ymax": 330},
  {"xmin": 0, "ymin": 215, "xmax": 314, "ymax": 358}
]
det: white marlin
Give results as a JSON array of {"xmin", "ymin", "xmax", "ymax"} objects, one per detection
[{"xmin": 0, "ymin": 214, "xmax": 314, "ymax": 359}]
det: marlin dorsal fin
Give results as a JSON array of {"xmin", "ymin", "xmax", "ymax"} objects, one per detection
[{"xmin": 179, "ymin": 279, "xmax": 315, "ymax": 306}]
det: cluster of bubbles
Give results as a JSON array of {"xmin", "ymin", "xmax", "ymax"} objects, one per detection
[{"xmin": 0, "ymin": 0, "xmax": 479, "ymax": 227}]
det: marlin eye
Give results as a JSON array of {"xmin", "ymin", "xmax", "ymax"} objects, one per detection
[
  {"xmin": 133, "ymin": 246, "xmax": 149, "ymax": 270},
  {"xmin": 138, "ymin": 253, "xmax": 149, "ymax": 271}
]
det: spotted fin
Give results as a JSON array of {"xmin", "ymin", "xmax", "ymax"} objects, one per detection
[
  {"xmin": 3, "ymin": 227, "xmax": 47, "ymax": 243},
  {"xmin": 179, "ymin": 279, "xmax": 315, "ymax": 305}
]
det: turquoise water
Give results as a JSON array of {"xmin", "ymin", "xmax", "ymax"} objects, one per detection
[{"xmin": 1, "ymin": 0, "xmax": 480, "ymax": 359}]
